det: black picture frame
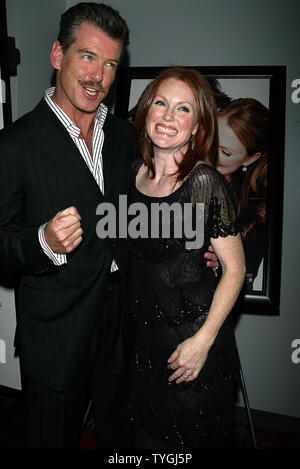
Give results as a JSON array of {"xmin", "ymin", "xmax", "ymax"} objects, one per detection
[
  {"xmin": 114, "ymin": 65, "xmax": 286, "ymax": 315},
  {"xmin": 0, "ymin": 0, "xmax": 12, "ymax": 128}
]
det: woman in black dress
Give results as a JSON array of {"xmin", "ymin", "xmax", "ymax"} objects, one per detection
[{"xmin": 127, "ymin": 67, "xmax": 246, "ymax": 449}]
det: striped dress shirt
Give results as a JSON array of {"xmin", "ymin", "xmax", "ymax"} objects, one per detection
[{"xmin": 38, "ymin": 87, "xmax": 118, "ymax": 271}]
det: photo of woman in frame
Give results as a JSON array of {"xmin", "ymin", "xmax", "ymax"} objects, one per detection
[{"xmin": 216, "ymin": 96, "xmax": 268, "ymax": 291}]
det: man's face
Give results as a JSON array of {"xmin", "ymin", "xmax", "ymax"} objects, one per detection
[{"xmin": 51, "ymin": 22, "xmax": 122, "ymax": 117}]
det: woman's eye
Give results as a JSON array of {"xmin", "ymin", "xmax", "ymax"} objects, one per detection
[
  {"xmin": 221, "ymin": 148, "xmax": 232, "ymax": 157},
  {"xmin": 179, "ymin": 106, "xmax": 189, "ymax": 112},
  {"xmin": 154, "ymin": 100, "xmax": 165, "ymax": 106}
]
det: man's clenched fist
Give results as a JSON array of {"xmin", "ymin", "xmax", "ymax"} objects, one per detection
[{"xmin": 44, "ymin": 206, "xmax": 83, "ymax": 254}]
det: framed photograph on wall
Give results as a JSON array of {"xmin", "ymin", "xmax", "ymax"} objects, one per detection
[{"xmin": 114, "ymin": 65, "xmax": 286, "ymax": 315}]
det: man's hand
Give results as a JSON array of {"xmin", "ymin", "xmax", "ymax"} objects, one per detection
[
  {"xmin": 204, "ymin": 244, "xmax": 219, "ymax": 277},
  {"xmin": 44, "ymin": 206, "xmax": 83, "ymax": 254}
]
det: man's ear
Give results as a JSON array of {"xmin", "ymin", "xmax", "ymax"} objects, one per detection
[{"xmin": 50, "ymin": 40, "xmax": 63, "ymax": 70}]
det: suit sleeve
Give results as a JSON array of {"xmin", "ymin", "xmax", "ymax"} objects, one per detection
[{"xmin": 0, "ymin": 141, "xmax": 56, "ymax": 275}]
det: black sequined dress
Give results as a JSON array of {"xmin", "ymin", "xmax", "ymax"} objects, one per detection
[{"xmin": 127, "ymin": 161, "xmax": 241, "ymax": 449}]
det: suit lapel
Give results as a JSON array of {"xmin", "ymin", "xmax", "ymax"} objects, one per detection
[{"xmin": 35, "ymin": 100, "xmax": 105, "ymax": 201}]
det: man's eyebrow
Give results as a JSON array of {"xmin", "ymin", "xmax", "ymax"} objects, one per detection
[{"xmin": 77, "ymin": 48, "xmax": 97, "ymax": 56}]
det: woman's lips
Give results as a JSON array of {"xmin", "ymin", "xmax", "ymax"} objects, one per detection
[{"xmin": 155, "ymin": 124, "xmax": 178, "ymax": 135}]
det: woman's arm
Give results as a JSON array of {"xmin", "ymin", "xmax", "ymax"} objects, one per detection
[{"xmin": 168, "ymin": 232, "xmax": 245, "ymax": 383}]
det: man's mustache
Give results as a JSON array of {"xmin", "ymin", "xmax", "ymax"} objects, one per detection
[{"xmin": 78, "ymin": 81, "xmax": 105, "ymax": 92}]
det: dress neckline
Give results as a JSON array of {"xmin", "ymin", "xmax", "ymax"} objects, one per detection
[{"xmin": 134, "ymin": 161, "xmax": 211, "ymax": 201}]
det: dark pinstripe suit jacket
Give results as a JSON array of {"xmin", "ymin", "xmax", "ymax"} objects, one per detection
[{"xmin": 0, "ymin": 99, "xmax": 136, "ymax": 391}]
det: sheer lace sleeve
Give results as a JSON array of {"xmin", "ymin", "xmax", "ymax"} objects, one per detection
[{"xmin": 188, "ymin": 164, "xmax": 240, "ymax": 238}]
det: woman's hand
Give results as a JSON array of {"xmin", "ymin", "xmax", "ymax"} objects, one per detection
[{"xmin": 167, "ymin": 333, "xmax": 212, "ymax": 384}]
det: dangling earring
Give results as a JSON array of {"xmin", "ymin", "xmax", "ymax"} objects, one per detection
[
  {"xmin": 242, "ymin": 165, "xmax": 248, "ymax": 172},
  {"xmin": 191, "ymin": 137, "xmax": 195, "ymax": 151}
]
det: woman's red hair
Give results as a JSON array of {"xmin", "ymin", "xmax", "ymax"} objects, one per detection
[{"xmin": 134, "ymin": 67, "xmax": 218, "ymax": 182}]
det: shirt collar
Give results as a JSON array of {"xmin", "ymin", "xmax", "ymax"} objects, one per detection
[{"xmin": 44, "ymin": 87, "xmax": 108, "ymax": 137}]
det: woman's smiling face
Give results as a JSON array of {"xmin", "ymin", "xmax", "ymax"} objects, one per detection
[{"xmin": 146, "ymin": 77, "xmax": 198, "ymax": 155}]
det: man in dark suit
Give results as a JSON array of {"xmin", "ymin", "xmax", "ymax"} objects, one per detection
[{"xmin": 0, "ymin": 3, "xmax": 136, "ymax": 449}]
